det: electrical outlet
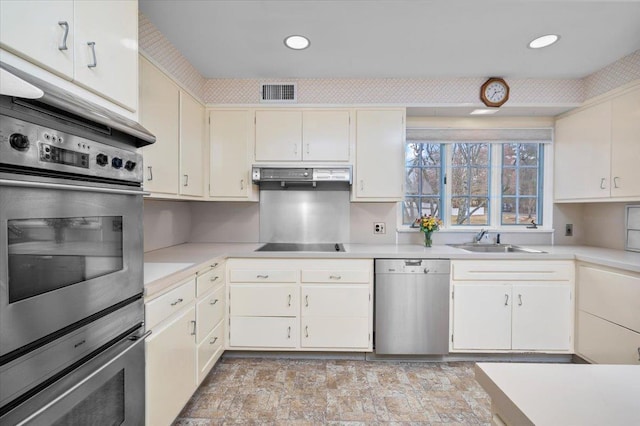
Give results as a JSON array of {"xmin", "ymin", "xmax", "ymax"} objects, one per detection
[
  {"xmin": 565, "ymin": 223, "xmax": 573, "ymax": 237},
  {"xmin": 374, "ymin": 222, "xmax": 386, "ymax": 234}
]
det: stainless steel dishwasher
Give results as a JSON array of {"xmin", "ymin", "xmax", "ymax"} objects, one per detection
[{"xmin": 375, "ymin": 259, "xmax": 450, "ymax": 355}]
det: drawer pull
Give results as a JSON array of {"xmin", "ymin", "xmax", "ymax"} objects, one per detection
[
  {"xmin": 211, "ymin": 262, "xmax": 219, "ymax": 268},
  {"xmin": 518, "ymin": 294, "xmax": 523, "ymax": 306},
  {"xmin": 288, "ymin": 294, "xmax": 292, "ymax": 307},
  {"xmin": 305, "ymin": 295, "xmax": 309, "ymax": 307},
  {"xmin": 210, "ymin": 299, "xmax": 219, "ymax": 305},
  {"xmin": 504, "ymin": 294, "xmax": 509, "ymax": 306},
  {"xmin": 190, "ymin": 320, "xmax": 196, "ymax": 336},
  {"xmin": 614, "ymin": 177, "xmax": 620, "ymax": 188},
  {"xmin": 287, "ymin": 326, "xmax": 291, "ymax": 339},
  {"xmin": 210, "ymin": 337, "xmax": 218, "ymax": 345},
  {"xmin": 210, "ymin": 276, "xmax": 219, "ymax": 282},
  {"xmin": 74, "ymin": 339, "xmax": 86, "ymax": 348},
  {"xmin": 305, "ymin": 325, "xmax": 309, "ymax": 338},
  {"xmin": 58, "ymin": 21, "xmax": 69, "ymax": 50},
  {"xmin": 329, "ymin": 275, "xmax": 341, "ymax": 280},
  {"xmin": 87, "ymin": 41, "xmax": 97, "ymax": 68},
  {"xmin": 600, "ymin": 178, "xmax": 606, "ymax": 190},
  {"xmin": 256, "ymin": 274, "xmax": 269, "ymax": 279},
  {"xmin": 170, "ymin": 298, "xmax": 184, "ymax": 306}
]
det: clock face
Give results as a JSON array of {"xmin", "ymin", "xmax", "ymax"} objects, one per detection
[{"xmin": 481, "ymin": 78, "xmax": 509, "ymax": 107}]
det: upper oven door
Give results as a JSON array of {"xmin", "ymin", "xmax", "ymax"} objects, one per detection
[{"xmin": 0, "ymin": 176, "xmax": 143, "ymax": 358}]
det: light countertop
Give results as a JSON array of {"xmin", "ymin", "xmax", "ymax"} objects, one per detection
[
  {"xmin": 143, "ymin": 243, "xmax": 640, "ymax": 299},
  {"xmin": 475, "ymin": 362, "xmax": 640, "ymax": 426}
]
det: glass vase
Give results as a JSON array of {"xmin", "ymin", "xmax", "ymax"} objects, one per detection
[{"xmin": 424, "ymin": 231, "xmax": 433, "ymax": 247}]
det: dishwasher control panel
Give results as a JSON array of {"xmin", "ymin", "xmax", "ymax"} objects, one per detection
[{"xmin": 376, "ymin": 259, "xmax": 451, "ymax": 274}]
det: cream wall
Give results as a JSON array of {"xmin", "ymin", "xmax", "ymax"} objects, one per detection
[{"xmin": 143, "ymin": 200, "xmax": 192, "ymax": 252}]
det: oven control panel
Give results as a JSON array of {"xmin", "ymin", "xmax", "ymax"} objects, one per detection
[{"xmin": 0, "ymin": 115, "xmax": 143, "ymax": 183}]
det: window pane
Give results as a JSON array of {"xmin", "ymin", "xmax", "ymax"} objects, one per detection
[
  {"xmin": 404, "ymin": 143, "xmax": 443, "ymax": 225},
  {"xmin": 421, "ymin": 168, "xmax": 440, "ymax": 195},
  {"xmin": 420, "ymin": 198, "xmax": 440, "ymax": 217},
  {"xmin": 502, "ymin": 197, "xmax": 516, "ymax": 224},
  {"xmin": 402, "ymin": 197, "xmax": 421, "ymax": 224},
  {"xmin": 501, "ymin": 144, "xmax": 543, "ymax": 226},
  {"xmin": 451, "ymin": 143, "xmax": 490, "ymax": 226},
  {"xmin": 519, "ymin": 168, "xmax": 538, "ymax": 195},
  {"xmin": 471, "ymin": 168, "xmax": 489, "ymax": 196},
  {"xmin": 502, "ymin": 168, "xmax": 516, "ymax": 196},
  {"xmin": 451, "ymin": 197, "xmax": 489, "ymax": 225},
  {"xmin": 406, "ymin": 143, "xmax": 422, "ymax": 166},
  {"xmin": 406, "ymin": 167, "xmax": 420, "ymax": 195}
]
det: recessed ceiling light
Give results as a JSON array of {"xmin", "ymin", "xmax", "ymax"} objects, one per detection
[
  {"xmin": 470, "ymin": 109, "xmax": 499, "ymax": 115},
  {"xmin": 284, "ymin": 35, "xmax": 310, "ymax": 50},
  {"xmin": 528, "ymin": 34, "xmax": 560, "ymax": 49}
]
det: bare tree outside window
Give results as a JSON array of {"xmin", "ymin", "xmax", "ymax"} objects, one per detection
[
  {"xmin": 403, "ymin": 143, "xmax": 442, "ymax": 224},
  {"xmin": 501, "ymin": 143, "xmax": 543, "ymax": 225},
  {"xmin": 451, "ymin": 143, "xmax": 490, "ymax": 225}
]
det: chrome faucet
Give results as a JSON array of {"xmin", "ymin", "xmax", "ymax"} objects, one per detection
[{"xmin": 474, "ymin": 228, "xmax": 488, "ymax": 243}]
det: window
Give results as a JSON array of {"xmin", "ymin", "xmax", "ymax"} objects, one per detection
[
  {"xmin": 501, "ymin": 143, "xmax": 543, "ymax": 225},
  {"xmin": 403, "ymin": 128, "xmax": 551, "ymax": 228}
]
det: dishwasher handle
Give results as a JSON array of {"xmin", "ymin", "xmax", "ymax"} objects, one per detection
[{"xmin": 404, "ymin": 260, "xmax": 422, "ymax": 266}]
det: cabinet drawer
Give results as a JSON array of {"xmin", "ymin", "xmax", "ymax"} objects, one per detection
[
  {"xmin": 452, "ymin": 261, "xmax": 573, "ymax": 281},
  {"xmin": 196, "ymin": 263, "xmax": 224, "ymax": 296},
  {"xmin": 145, "ymin": 278, "xmax": 196, "ymax": 330},
  {"xmin": 229, "ymin": 317, "xmax": 298, "ymax": 348},
  {"xmin": 197, "ymin": 322, "xmax": 224, "ymax": 383},
  {"xmin": 578, "ymin": 265, "xmax": 640, "ymax": 332},
  {"xmin": 301, "ymin": 270, "xmax": 369, "ymax": 283},
  {"xmin": 577, "ymin": 311, "xmax": 640, "ymax": 365},
  {"xmin": 229, "ymin": 269, "xmax": 297, "ymax": 283},
  {"xmin": 301, "ymin": 285, "xmax": 369, "ymax": 317},
  {"xmin": 230, "ymin": 284, "xmax": 298, "ymax": 317},
  {"xmin": 196, "ymin": 286, "xmax": 225, "ymax": 342},
  {"xmin": 301, "ymin": 317, "xmax": 370, "ymax": 349}
]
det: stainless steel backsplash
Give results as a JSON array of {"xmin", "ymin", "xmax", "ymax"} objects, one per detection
[{"xmin": 259, "ymin": 183, "xmax": 350, "ymax": 243}]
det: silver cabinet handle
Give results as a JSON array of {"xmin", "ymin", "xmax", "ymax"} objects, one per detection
[
  {"xmin": 147, "ymin": 166, "xmax": 153, "ymax": 181},
  {"xmin": 183, "ymin": 174, "xmax": 189, "ymax": 187},
  {"xmin": 87, "ymin": 41, "xmax": 97, "ymax": 68},
  {"xmin": 614, "ymin": 177, "xmax": 620, "ymax": 188},
  {"xmin": 305, "ymin": 295, "xmax": 309, "ymax": 307},
  {"xmin": 256, "ymin": 274, "xmax": 269, "ymax": 279},
  {"xmin": 170, "ymin": 298, "xmax": 184, "ymax": 306},
  {"xmin": 518, "ymin": 294, "xmax": 523, "ymax": 306},
  {"xmin": 329, "ymin": 275, "xmax": 341, "ymax": 280},
  {"xmin": 210, "ymin": 299, "xmax": 218, "ymax": 305},
  {"xmin": 190, "ymin": 320, "xmax": 196, "ymax": 336},
  {"xmin": 210, "ymin": 337, "xmax": 218, "ymax": 345},
  {"xmin": 600, "ymin": 178, "xmax": 606, "ymax": 189},
  {"xmin": 287, "ymin": 294, "xmax": 292, "ymax": 307},
  {"xmin": 211, "ymin": 262, "xmax": 219, "ymax": 268},
  {"xmin": 504, "ymin": 294, "xmax": 509, "ymax": 306},
  {"xmin": 240, "ymin": 179, "xmax": 244, "ymax": 190},
  {"xmin": 287, "ymin": 326, "xmax": 291, "ymax": 339},
  {"xmin": 305, "ymin": 325, "xmax": 309, "ymax": 338},
  {"xmin": 210, "ymin": 275, "xmax": 219, "ymax": 282},
  {"xmin": 58, "ymin": 21, "xmax": 69, "ymax": 50}
]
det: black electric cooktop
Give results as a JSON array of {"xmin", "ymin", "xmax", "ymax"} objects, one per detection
[{"xmin": 255, "ymin": 243, "xmax": 345, "ymax": 252}]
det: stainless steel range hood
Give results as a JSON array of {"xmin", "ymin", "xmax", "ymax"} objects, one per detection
[{"xmin": 251, "ymin": 166, "xmax": 352, "ymax": 185}]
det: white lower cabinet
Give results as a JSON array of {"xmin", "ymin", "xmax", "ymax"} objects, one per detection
[
  {"xmin": 576, "ymin": 263, "xmax": 640, "ymax": 364},
  {"xmin": 145, "ymin": 260, "xmax": 226, "ymax": 426},
  {"xmin": 227, "ymin": 258, "xmax": 373, "ymax": 351},
  {"xmin": 450, "ymin": 261, "xmax": 574, "ymax": 353}
]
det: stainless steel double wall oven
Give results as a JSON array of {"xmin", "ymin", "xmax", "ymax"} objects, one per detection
[{"xmin": 0, "ymin": 63, "xmax": 154, "ymax": 425}]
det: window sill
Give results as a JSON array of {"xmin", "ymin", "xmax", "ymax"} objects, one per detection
[{"xmin": 397, "ymin": 227, "xmax": 554, "ymax": 234}]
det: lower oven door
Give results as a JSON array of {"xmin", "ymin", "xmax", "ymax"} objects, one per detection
[
  {"xmin": 0, "ymin": 328, "xmax": 148, "ymax": 426},
  {"xmin": 0, "ymin": 175, "xmax": 143, "ymax": 358}
]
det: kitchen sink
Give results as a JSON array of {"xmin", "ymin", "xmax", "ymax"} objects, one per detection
[{"xmin": 448, "ymin": 243, "xmax": 546, "ymax": 254}]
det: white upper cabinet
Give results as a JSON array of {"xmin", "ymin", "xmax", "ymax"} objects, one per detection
[
  {"xmin": 73, "ymin": 0, "xmax": 138, "ymax": 111},
  {"xmin": 610, "ymin": 87, "xmax": 640, "ymax": 198},
  {"xmin": 179, "ymin": 91, "xmax": 204, "ymax": 197},
  {"xmin": 209, "ymin": 109, "xmax": 254, "ymax": 199},
  {"xmin": 554, "ymin": 85, "xmax": 640, "ymax": 202},
  {"xmin": 0, "ymin": 1, "xmax": 74, "ymax": 79},
  {"xmin": 254, "ymin": 109, "xmax": 351, "ymax": 162},
  {"xmin": 1, "ymin": 0, "xmax": 138, "ymax": 112},
  {"xmin": 354, "ymin": 109, "xmax": 405, "ymax": 201},
  {"xmin": 140, "ymin": 57, "xmax": 179, "ymax": 195}
]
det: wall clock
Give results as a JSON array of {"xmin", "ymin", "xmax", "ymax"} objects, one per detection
[{"xmin": 480, "ymin": 77, "xmax": 510, "ymax": 107}]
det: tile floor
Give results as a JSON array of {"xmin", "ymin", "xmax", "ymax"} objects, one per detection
[{"xmin": 173, "ymin": 357, "xmax": 492, "ymax": 425}]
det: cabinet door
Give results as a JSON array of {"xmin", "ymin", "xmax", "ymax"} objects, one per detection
[
  {"xmin": 179, "ymin": 91, "xmax": 204, "ymax": 196},
  {"xmin": 209, "ymin": 110, "xmax": 251, "ymax": 198},
  {"xmin": 577, "ymin": 311, "xmax": 640, "ymax": 365},
  {"xmin": 554, "ymin": 102, "xmax": 612, "ymax": 200},
  {"xmin": 197, "ymin": 322, "xmax": 224, "ymax": 383},
  {"xmin": 0, "ymin": 1, "xmax": 74, "ymax": 79},
  {"xmin": 196, "ymin": 285, "xmax": 225, "ymax": 342},
  {"xmin": 511, "ymin": 283, "xmax": 571, "ymax": 351},
  {"xmin": 145, "ymin": 305, "xmax": 196, "ymax": 426},
  {"xmin": 229, "ymin": 284, "xmax": 298, "ymax": 317},
  {"xmin": 229, "ymin": 317, "xmax": 298, "ymax": 348},
  {"xmin": 452, "ymin": 283, "xmax": 511, "ymax": 350},
  {"xmin": 255, "ymin": 110, "xmax": 302, "ymax": 161},
  {"xmin": 301, "ymin": 317, "xmax": 369, "ymax": 349},
  {"xmin": 302, "ymin": 110, "xmax": 350, "ymax": 161},
  {"xmin": 610, "ymin": 87, "xmax": 640, "ymax": 198},
  {"xmin": 73, "ymin": 0, "xmax": 138, "ymax": 111},
  {"xmin": 301, "ymin": 285, "xmax": 369, "ymax": 317},
  {"xmin": 140, "ymin": 57, "xmax": 179, "ymax": 195},
  {"xmin": 355, "ymin": 109, "xmax": 404, "ymax": 200}
]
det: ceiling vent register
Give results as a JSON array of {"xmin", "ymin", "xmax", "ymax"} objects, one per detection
[{"xmin": 260, "ymin": 83, "xmax": 297, "ymax": 103}]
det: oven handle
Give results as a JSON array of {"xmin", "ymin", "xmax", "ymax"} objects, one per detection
[
  {"xmin": 18, "ymin": 330, "xmax": 151, "ymax": 425},
  {"xmin": 0, "ymin": 179, "xmax": 149, "ymax": 196}
]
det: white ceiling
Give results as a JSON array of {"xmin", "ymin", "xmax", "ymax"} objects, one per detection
[{"xmin": 139, "ymin": 0, "xmax": 640, "ymax": 80}]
